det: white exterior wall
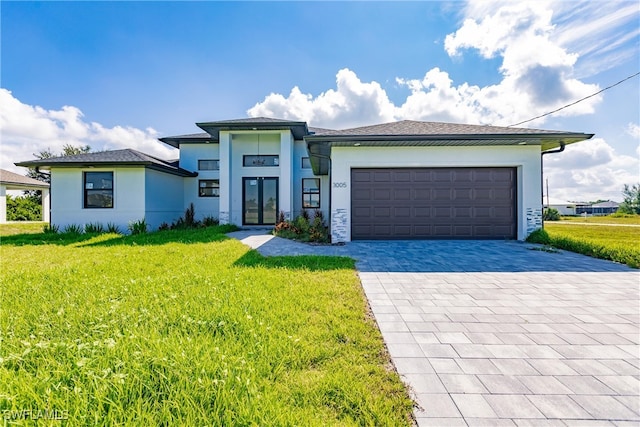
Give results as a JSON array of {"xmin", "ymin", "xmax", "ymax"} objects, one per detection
[
  {"xmin": 179, "ymin": 143, "xmax": 220, "ymax": 220},
  {"xmin": 227, "ymin": 131, "xmax": 282, "ymax": 226},
  {"xmin": 50, "ymin": 167, "xmax": 146, "ymax": 232},
  {"xmin": 330, "ymin": 145, "xmax": 542, "ymax": 242},
  {"xmin": 0, "ymin": 185, "xmax": 6, "ymax": 223},
  {"xmin": 293, "ymin": 140, "xmax": 329, "ymax": 220},
  {"xmin": 144, "ymin": 169, "xmax": 185, "ymax": 230}
]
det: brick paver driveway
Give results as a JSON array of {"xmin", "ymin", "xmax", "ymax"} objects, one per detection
[{"xmin": 230, "ymin": 232, "xmax": 640, "ymax": 426}]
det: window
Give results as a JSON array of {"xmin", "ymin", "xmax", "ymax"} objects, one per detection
[
  {"xmin": 302, "ymin": 178, "xmax": 320, "ymax": 208},
  {"xmin": 84, "ymin": 172, "xmax": 113, "ymax": 208},
  {"xmin": 199, "ymin": 180, "xmax": 219, "ymax": 197},
  {"xmin": 243, "ymin": 155, "xmax": 279, "ymax": 167},
  {"xmin": 198, "ymin": 159, "xmax": 219, "ymax": 170},
  {"xmin": 302, "ymin": 157, "xmax": 312, "ymax": 169}
]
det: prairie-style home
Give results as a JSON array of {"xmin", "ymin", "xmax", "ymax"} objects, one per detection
[{"xmin": 16, "ymin": 117, "xmax": 593, "ymax": 242}]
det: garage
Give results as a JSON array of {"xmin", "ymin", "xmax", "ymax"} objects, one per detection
[{"xmin": 351, "ymin": 167, "xmax": 516, "ymax": 240}]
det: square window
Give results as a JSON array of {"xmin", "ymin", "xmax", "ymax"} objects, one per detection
[
  {"xmin": 84, "ymin": 172, "xmax": 113, "ymax": 208},
  {"xmin": 199, "ymin": 179, "xmax": 219, "ymax": 197},
  {"xmin": 302, "ymin": 157, "xmax": 312, "ymax": 169}
]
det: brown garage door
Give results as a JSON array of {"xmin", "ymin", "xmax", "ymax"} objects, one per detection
[{"xmin": 351, "ymin": 168, "xmax": 516, "ymax": 240}]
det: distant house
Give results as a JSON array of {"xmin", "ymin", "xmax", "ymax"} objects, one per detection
[
  {"xmin": 0, "ymin": 169, "xmax": 50, "ymax": 223},
  {"xmin": 16, "ymin": 117, "xmax": 594, "ymax": 241},
  {"xmin": 544, "ymin": 198, "xmax": 577, "ymax": 216},
  {"xmin": 576, "ymin": 201, "xmax": 620, "ymax": 216}
]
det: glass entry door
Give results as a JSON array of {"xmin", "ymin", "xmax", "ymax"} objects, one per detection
[{"xmin": 243, "ymin": 177, "xmax": 279, "ymax": 225}]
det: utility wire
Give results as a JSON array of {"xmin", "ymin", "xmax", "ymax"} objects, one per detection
[{"xmin": 507, "ymin": 71, "xmax": 640, "ymax": 127}]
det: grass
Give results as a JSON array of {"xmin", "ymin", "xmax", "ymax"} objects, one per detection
[
  {"xmin": 0, "ymin": 226, "xmax": 413, "ymax": 425},
  {"xmin": 530, "ymin": 224, "xmax": 640, "ymax": 268},
  {"xmin": 0, "ymin": 222, "xmax": 47, "ymax": 237},
  {"xmin": 559, "ymin": 215, "xmax": 640, "ymax": 225}
]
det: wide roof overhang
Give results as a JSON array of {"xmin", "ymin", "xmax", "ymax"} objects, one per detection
[{"xmin": 305, "ymin": 132, "xmax": 594, "ymax": 175}]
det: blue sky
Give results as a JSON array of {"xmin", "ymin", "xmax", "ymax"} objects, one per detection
[{"xmin": 2, "ymin": 1, "xmax": 639, "ymax": 202}]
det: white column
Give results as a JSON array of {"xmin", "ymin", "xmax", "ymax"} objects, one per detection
[
  {"xmin": 218, "ymin": 132, "xmax": 231, "ymax": 224},
  {"xmin": 41, "ymin": 188, "xmax": 50, "ymax": 223},
  {"xmin": 279, "ymin": 131, "xmax": 293, "ymax": 220},
  {"xmin": 0, "ymin": 184, "xmax": 6, "ymax": 223}
]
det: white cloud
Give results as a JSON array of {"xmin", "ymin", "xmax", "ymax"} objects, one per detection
[
  {"xmin": 0, "ymin": 89, "xmax": 177, "ymax": 174},
  {"xmin": 544, "ymin": 138, "xmax": 639, "ymax": 202},
  {"xmin": 247, "ymin": 68, "xmax": 396, "ymax": 129},
  {"xmin": 626, "ymin": 122, "xmax": 640, "ymax": 139},
  {"xmin": 249, "ymin": 1, "xmax": 619, "ymax": 128}
]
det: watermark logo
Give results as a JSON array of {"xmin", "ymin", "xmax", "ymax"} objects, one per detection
[{"xmin": 2, "ymin": 409, "xmax": 69, "ymax": 421}]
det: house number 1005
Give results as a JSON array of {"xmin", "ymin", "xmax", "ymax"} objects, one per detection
[{"xmin": 333, "ymin": 182, "xmax": 347, "ymax": 188}]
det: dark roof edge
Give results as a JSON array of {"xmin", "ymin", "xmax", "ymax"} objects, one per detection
[
  {"xmin": 304, "ymin": 132, "xmax": 594, "ymax": 142},
  {"xmin": 14, "ymin": 160, "xmax": 197, "ymax": 178}
]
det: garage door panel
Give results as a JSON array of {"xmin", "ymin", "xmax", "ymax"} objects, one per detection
[{"xmin": 351, "ymin": 167, "xmax": 516, "ymax": 240}]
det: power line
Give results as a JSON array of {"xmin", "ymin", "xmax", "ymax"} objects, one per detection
[{"xmin": 507, "ymin": 71, "xmax": 640, "ymax": 127}]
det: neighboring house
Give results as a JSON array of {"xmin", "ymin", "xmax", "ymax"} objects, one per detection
[
  {"xmin": 0, "ymin": 169, "xmax": 50, "ymax": 223},
  {"xmin": 16, "ymin": 117, "xmax": 593, "ymax": 242},
  {"xmin": 544, "ymin": 197, "xmax": 577, "ymax": 216},
  {"xmin": 577, "ymin": 200, "xmax": 620, "ymax": 216}
]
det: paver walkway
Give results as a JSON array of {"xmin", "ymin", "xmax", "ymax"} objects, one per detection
[{"xmin": 228, "ymin": 230, "xmax": 640, "ymax": 426}]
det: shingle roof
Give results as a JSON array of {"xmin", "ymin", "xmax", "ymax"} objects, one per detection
[
  {"xmin": 0, "ymin": 169, "xmax": 50, "ymax": 188},
  {"xmin": 315, "ymin": 120, "xmax": 572, "ymax": 137},
  {"xmin": 14, "ymin": 149, "xmax": 197, "ymax": 177}
]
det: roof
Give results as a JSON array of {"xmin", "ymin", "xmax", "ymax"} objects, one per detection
[
  {"xmin": 14, "ymin": 149, "xmax": 197, "ymax": 177},
  {"xmin": 591, "ymin": 201, "xmax": 619, "ymax": 208},
  {"xmin": 160, "ymin": 117, "xmax": 312, "ymax": 148},
  {"xmin": 305, "ymin": 120, "xmax": 594, "ymax": 175},
  {"xmin": 0, "ymin": 169, "xmax": 50, "ymax": 188}
]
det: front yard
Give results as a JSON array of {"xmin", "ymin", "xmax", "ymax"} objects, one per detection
[{"xmin": 0, "ymin": 225, "xmax": 413, "ymax": 425}]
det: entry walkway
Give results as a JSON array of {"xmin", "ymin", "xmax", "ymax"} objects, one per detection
[{"xmin": 228, "ymin": 230, "xmax": 640, "ymax": 425}]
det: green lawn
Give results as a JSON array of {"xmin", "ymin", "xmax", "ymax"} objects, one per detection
[
  {"xmin": 0, "ymin": 222, "xmax": 47, "ymax": 237},
  {"xmin": 539, "ymin": 222, "xmax": 640, "ymax": 268},
  {"xmin": 559, "ymin": 215, "xmax": 640, "ymax": 225},
  {"xmin": 0, "ymin": 226, "xmax": 413, "ymax": 425}
]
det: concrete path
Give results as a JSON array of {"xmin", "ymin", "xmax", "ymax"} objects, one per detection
[{"xmin": 228, "ymin": 230, "xmax": 640, "ymax": 426}]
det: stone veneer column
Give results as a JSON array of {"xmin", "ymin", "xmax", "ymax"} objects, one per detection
[{"xmin": 218, "ymin": 132, "xmax": 231, "ymax": 224}]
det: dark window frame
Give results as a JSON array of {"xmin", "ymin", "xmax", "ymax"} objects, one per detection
[
  {"xmin": 243, "ymin": 155, "xmax": 279, "ymax": 167},
  {"xmin": 83, "ymin": 171, "xmax": 114, "ymax": 209},
  {"xmin": 198, "ymin": 159, "xmax": 220, "ymax": 170},
  {"xmin": 302, "ymin": 178, "xmax": 320, "ymax": 209},
  {"xmin": 301, "ymin": 157, "xmax": 312, "ymax": 169},
  {"xmin": 199, "ymin": 179, "xmax": 220, "ymax": 197}
]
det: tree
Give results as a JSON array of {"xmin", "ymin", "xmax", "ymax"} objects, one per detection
[
  {"xmin": 618, "ymin": 184, "xmax": 640, "ymax": 214},
  {"xmin": 26, "ymin": 144, "xmax": 91, "ymax": 184},
  {"xmin": 24, "ymin": 144, "xmax": 91, "ymax": 203},
  {"xmin": 6, "ymin": 194, "xmax": 41, "ymax": 221}
]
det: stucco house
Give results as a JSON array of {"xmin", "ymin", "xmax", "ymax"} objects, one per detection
[{"xmin": 16, "ymin": 117, "xmax": 593, "ymax": 242}]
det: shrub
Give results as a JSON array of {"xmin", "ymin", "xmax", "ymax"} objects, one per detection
[
  {"xmin": 184, "ymin": 203, "xmax": 197, "ymax": 227},
  {"xmin": 526, "ymin": 228, "xmax": 550, "ymax": 245},
  {"xmin": 128, "ymin": 218, "xmax": 148, "ymax": 235},
  {"xmin": 543, "ymin": 208, "xmax": 560, "ymax": 221},
  {"xmin": 43, "ymin": 224, "xmax": 59, "ymax": 234},
  {"xmin": 273, "ymin": 212, "xmax": 330, "ymax": 243},
  {"xmin": 158, "ymin": 222, "xmax": 171, "ymax": 231},
  {"xmin": 301, "ymin": 209, "xmax": 310, "ymax": 221},
  {"xmin": 106, "ymin": 223, "xmax": 121, "ymax": 234},
  {"xmin": 63, "ymin": 224, "xmax": 84, "ymax": 235},
  {"xmin": 202, "ymin": 216, "xmax": 219, "ymax": 227},
  {"xmin": 6, "ymin": 194, "xmax": 41, "ymax": 221},
  {"xmin": 84, "ymin": 222, "xmax": 105, "ymax": 234}
]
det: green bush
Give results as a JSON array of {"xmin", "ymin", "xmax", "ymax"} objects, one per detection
[
  {"xmin": 63, "ymin": 224, "xmax": 84, "ymax": 234},
  {"xmin": 6, "ymin": 194, "xmax": 41, "ymax": 221},
  {"xmin": 543, "ymin": 208, "xmax": 561, "ymax": 221},
  {"xmin": 526, "ymin": 228, "xmax": 551, "ymax": 245},
  {"xmin": 84, "ymin": 222, "xmax": 105, "ymax": 234},
  {"xmin": 128, "ymin": 218, "xmax": 148, "ymax": 235}
]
